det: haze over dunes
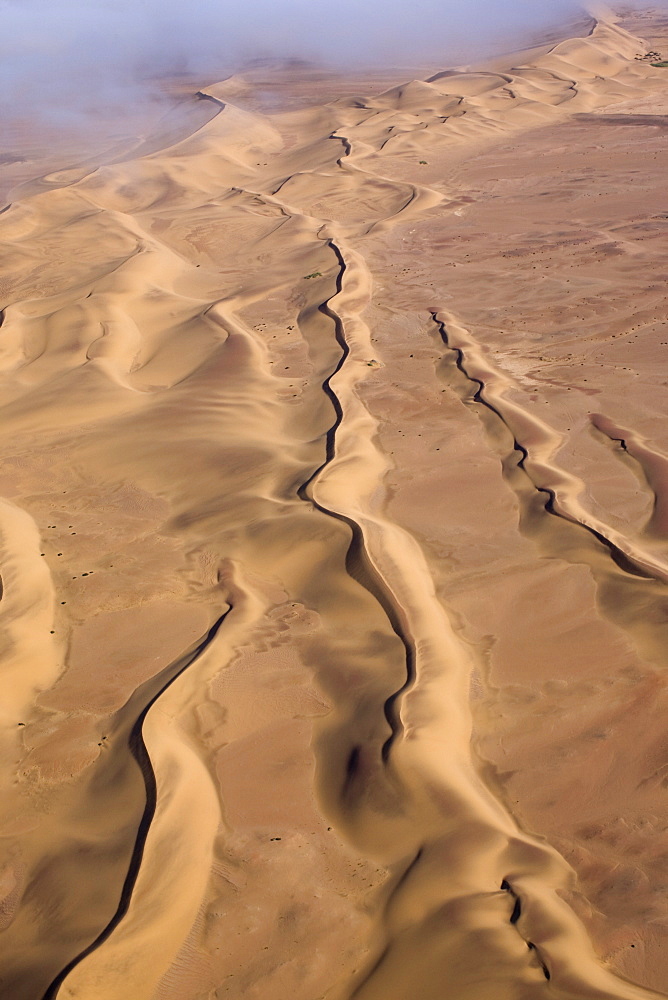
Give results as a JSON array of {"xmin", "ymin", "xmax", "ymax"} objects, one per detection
[{"xmin": 1, "ymin": 4, "xmax": 668, "ymax": 1000}]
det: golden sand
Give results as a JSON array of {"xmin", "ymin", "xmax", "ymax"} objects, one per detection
[{"xmin": 1, "ymin": 8, "xmax": 668, "ymax": 999}]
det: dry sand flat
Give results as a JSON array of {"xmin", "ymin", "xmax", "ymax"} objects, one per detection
[{"xmin": 1, "ymin": 7, "xmax": 668, "ymax": 1000}]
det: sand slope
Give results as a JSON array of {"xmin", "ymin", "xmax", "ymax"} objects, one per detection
[{"xmin": 1, "ymin": 10, "xmax": 668, "ymax": 1000}]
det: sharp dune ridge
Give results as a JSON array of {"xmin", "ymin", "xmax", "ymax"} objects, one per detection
[
  {"xmin": 41, "ymin": 604, "xmax": 234, "ymax": 1000},
  {"xmin": 431, "ymin": 310, "xmax": 668, "ymax": 584},
  {"xmin": 0, "ymin": 9, "xmax": 668, "ymax": 1000}
]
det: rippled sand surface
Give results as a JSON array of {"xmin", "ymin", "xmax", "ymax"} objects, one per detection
[{"xmin": 1, "ymin": 9, "xmax": 668, "ymax": 1000}]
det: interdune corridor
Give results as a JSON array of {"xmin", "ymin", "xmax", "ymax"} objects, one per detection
[{"xmin": 1, "ymin": 10, "xmax": 668, "ymax": 1000}]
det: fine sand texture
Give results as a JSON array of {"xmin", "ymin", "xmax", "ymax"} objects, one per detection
[{"xmin": 1, "ymin": 7, "xmax": 668, "ymax": 1000}]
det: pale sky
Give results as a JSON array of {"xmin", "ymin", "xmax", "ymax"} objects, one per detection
[{"xmin": 0, "ymin": 0, "xmax": 657, "ymax": 120}]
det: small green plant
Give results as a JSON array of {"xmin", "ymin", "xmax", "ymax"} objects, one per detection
[
  {"xmin": 303, "ymin": 271, "xmax": 322, "ymax": 279},
  {"xmin": 651, "ymin": 61, "xmax": 668, "ymax": 67},
  {"xmin": 419, "ymin": 160, "xmax": 428, "ymax": 165}
]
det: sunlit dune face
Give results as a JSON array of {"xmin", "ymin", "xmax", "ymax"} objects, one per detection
[{"xmin": 0, "ymin": 6, "xmax": 668, "ymax": 1000}]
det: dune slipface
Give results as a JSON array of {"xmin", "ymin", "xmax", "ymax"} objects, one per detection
[{"xmin": 1, "ymin": 7, "xmax": 668, "ymax": 1000}]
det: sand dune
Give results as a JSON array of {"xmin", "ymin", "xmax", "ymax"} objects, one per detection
[{"xmin": 1, "ymin": 8, "xmax": 668, "ymax": 1000}]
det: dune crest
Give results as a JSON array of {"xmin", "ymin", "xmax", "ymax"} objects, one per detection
[{"xmin": 1, "ymin": 9, "xmax": 668, "ymax": 1000}]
